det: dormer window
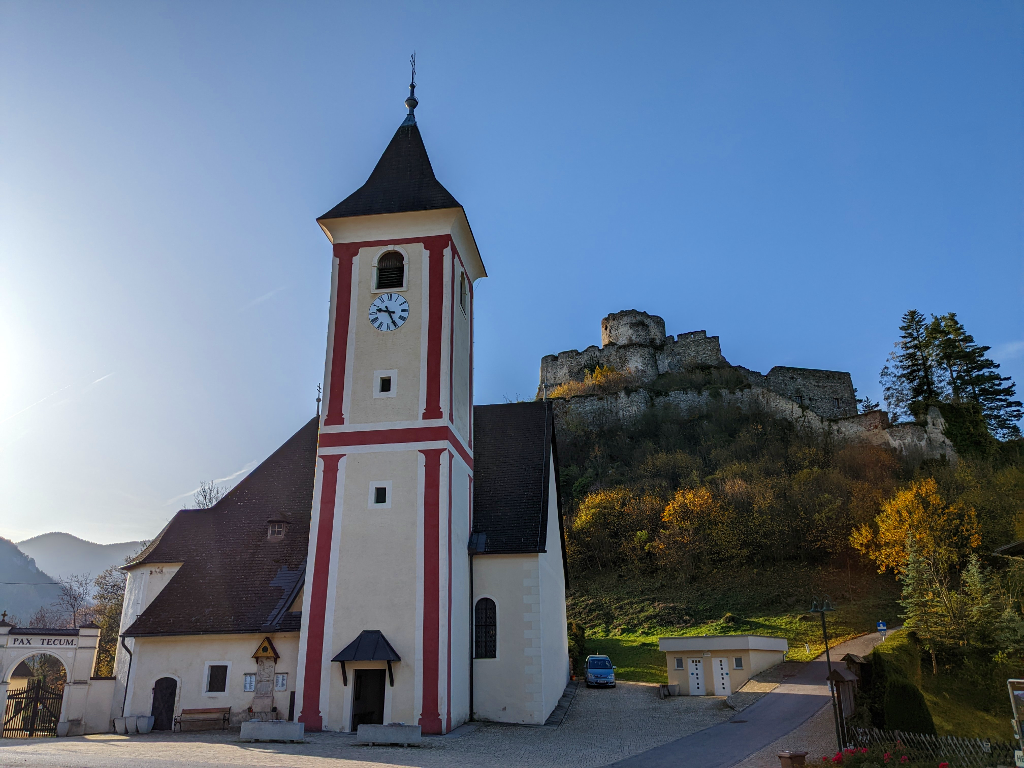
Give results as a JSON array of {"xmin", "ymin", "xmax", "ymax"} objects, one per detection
[
  {"xmin": 375, "ymin": 252, "xmax": 405, "ymax": 290},
  {"xmin": 459, "ymin": 272, "xmax": 468, "ymax": 314},
  {"xmin": 268, "ymin": 522, "xmax": 286, "ymax": 539}
]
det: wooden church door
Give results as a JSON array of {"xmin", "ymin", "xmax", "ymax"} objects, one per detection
[
  {"xmin": 152, "ymin": 677, "xmax": 177, "ymax": 731},
  {"xmin": 351, "ymin": 669, "xmax": 386, "ymax": 729}
]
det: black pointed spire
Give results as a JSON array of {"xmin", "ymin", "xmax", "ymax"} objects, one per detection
[{"xmin": 318, "ymin": 57, "xmax": 461, "ymax": 222}]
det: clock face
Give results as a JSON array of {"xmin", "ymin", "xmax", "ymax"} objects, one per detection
[{"xmin": 369, "ymin": 293, "xmax": 409, "ymax": 332}]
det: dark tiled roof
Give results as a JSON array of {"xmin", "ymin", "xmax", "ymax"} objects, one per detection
[
  {"xmin": 318, "ymin": 120, "xmax": 460, "ymax": 221},
  {"xmin": 332, "ymin": 630, "xmax": 401, "ymax": 662},
  {"xmin": 472, "ymin": 402, "xmax": 564, "ymax": 558},
  {"xmin": 124, "ymin": 418, "xmax": 319, "ymax": 637}
]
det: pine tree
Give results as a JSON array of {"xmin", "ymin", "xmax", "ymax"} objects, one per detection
[
  {"xmin": 900, "ymin": 543, "xmax": 941, "ymax": 674},
  {"xmin": 928, "ymin": 312, "xmax": 1022, "ymax": 440},
  {"xmin": 880, "ymin": 310, "xmax": 940, "ymax": 421}
]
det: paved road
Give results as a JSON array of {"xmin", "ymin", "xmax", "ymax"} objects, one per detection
[{"xmin": 610, "ymin": 632, "xmax": 888, "ymax": 768}]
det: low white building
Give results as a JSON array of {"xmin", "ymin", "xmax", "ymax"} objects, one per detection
[{"xmin": 659, "ymin": 635, "xmax": 788, "ymax": 696}]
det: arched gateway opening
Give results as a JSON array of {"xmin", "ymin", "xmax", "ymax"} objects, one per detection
[{"xmin": 3, "ymin": 653, "xmax": 68, "ymax": 738}]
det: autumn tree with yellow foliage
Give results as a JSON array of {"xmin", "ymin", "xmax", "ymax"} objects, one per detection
[{"xmin": 850, "ymin": 477, "xmax": 981, "ymax": 575}]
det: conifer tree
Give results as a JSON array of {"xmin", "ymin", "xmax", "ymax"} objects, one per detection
[
  {"xmin": 928, "ymin": 312, "xmax": 1022, "ymax": 440},
  {"xmin": 880, "ymin": 310, "xmax": 940, "ymax": 420}
]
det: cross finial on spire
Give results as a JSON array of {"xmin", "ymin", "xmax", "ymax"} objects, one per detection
[
  {"xmin": 316, "ymin": 384, "xmax": 322, "ymax": 417},
  {"xmin": 403, "ymin": 52, "xmax": 418, "ymax": 126}
]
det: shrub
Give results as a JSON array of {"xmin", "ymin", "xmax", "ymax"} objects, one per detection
[
  {"xmin": 882, "ymin": 678, "xmax": 936, "ymax": 734},
  {"xmin": 547, "ymin": 365, "xmax": 642, "ymax": 399},
  {"xmin": 567, "ymin": 621, "xmax": 588, "ymax": 677}
]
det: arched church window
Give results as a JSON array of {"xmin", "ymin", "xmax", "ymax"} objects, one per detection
[
  {"xmin": 375, "ymin": 252, "xmax": 405, "ymax": 290},
  {"xmin": 474, "ymin": 598, "xmax": 496, "ymax": 659}
]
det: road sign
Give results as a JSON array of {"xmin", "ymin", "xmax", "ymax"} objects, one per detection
[
  {"xmin": 1013, "ymin": 749, "xmax": 1023, "ymax": 768},
  {"xmin": 877, "ymin": 621, "xmax": 887, "ymax": 638}
]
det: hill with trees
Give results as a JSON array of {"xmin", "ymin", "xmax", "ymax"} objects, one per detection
[{"xmin": 552, "ymin": 308, "xmax": 1024, "ymax": 738}]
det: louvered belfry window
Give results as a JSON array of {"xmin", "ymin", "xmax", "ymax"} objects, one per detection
[
  {"xmin": 474, "ymin": 598, "xmax": 497, "ymax": 659},
  {"xmin": 375, "ymin": 252, "xmax": 405, "ymax": 290}
]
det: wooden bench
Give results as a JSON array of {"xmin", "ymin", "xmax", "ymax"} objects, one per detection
[{"xmin": 173, "ymin": 707, "xmax": 230, "ymax": 732}]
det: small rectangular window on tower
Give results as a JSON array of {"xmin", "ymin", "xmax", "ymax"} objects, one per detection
[
  {"xmin": 834, "ymin": 397, "xmax": 841, "ymax": 408},
  {"xmin": 373, "ymin": 369, "xmax": 397, "ymax": 399},
  {"xmin": 368, "ymin": 481, "xmax": 392, "ymax": 508}
]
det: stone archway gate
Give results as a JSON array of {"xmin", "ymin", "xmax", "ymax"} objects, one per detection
[{"xmin": 0, "ymin": 622, "xmax": 116, "ymax": 736}]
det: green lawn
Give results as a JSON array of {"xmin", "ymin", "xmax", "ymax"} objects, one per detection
[{"xmin": 571, "ymin": 563, "xmax": 901, "ymax": 683}]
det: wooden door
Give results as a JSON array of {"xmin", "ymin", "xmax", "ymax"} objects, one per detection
[
  {"xmin": 351, "ymin": 670, "xmax": 386, "ymax": 729},
  {"xmin": 152, "ymin": 677, "xmax": 177, "ymax": 731}
]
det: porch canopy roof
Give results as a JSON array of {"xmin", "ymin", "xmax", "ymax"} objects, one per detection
[
  {"xmin": 332, "ymin": 630, "xmax": 401, "ymax": 663},
  {"xmin": 332, "ymin": 630, "xmax": 400, "ymax": 687}
]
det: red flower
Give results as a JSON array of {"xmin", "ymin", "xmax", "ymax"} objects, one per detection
[
  {"xmin": 884, "ymin": 753, "xmax": 892, "ymax": 761},
  {"xmin": 822, "ymin": 758, "xmax": 829, "ymax": 763},
  {"xmin": 939, "ymin": 763, "xmax": 949, "ymax": 768},
  {"xmin": 862, "ymin": 749, "xmax": 869, "ymax": 754},
  {"xmin": 833, "ymin": 753, "xmax": 843, "ymax": 763},
  {"xmin": 900, "ymin": 757, "xmax": 909, "ymax": 763}
]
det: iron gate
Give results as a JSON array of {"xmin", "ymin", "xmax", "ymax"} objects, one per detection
[{"xmin": 3, "ymin": 680, "xmax": 63, "ymax": 738}]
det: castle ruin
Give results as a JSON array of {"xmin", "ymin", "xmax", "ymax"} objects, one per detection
[{"xmin": 540, "ymin": 310, "xmax": 956, "ymax": 461}]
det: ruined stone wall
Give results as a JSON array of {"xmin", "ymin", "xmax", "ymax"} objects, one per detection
[
  {"xmin": 549, "ymin": 388, "xmax": 955, "ymax": 463},
  {"xmin": 764, "ymin": 367, "xmax": 858, "ymax": 420}
]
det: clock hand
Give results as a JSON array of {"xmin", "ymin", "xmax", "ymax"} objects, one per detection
[{"xmin": 381, "ymin": 307, "xmax": 397, "ymax": 322}]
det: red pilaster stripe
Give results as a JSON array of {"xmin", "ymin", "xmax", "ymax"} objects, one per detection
[
  {"xmin": 445, "ymin": 451, "xmax": 454, "ymax": 733},
  {"xmin": 419, "ymin": 447, "xmax": 445, "ymax": 735},
  {"xmin": 318, "ymin": 425, "xmax": 472, "ymax": 470},
  {"xmin": 325, "ymin": 244, "xmax": 359, "ymax": 426},
  {"xmin": 447, "ymin": 249, "xmax": 455, "ymax": 425},
  {"xmin": 299, "ymin": 453, "xmax": 343, "ymax": 731},
  {"xmin": 422, "ymin": 238, "xmax": 447, "ymax": 420}
]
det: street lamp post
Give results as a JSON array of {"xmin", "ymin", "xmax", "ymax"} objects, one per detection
[{"xmin": 811, "ymin": 596, "xmax": 843, "ymax": 753}]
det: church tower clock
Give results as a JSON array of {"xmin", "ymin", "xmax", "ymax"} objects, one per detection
[{"xmin": 295, "ymin": 76, "xmax": 485, "ymax": 735}]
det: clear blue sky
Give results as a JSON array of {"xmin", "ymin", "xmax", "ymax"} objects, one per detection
[{"xmin": 2, "ymin": 2, "xmax": 1021, "ymax": 544}]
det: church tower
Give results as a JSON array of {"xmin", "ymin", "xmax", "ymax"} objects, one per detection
[{"xmin": 295, "ymin": 78, "xmax": 485, "ymax": 734}]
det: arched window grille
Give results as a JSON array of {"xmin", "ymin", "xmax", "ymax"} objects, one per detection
[
  {"xmin": 474, "ymin": 598, "xmax": 496, "ymax": 659},
  {"xmin": 375, "ymin": 252, "xmax": 405, "ymax": 290}
]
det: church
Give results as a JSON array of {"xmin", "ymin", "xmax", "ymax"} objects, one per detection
[{"xmin": 112, "ymin": 84, "xmax": 570, "ymax": 734}]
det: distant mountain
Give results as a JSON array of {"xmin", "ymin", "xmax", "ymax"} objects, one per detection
[
  {"xmin": 17, "ymin": 533, "xmax": 145, "ymax": 586},
  {"xmin": 0, "ymin": 536, "xmax": 60, "ymax": 624}
]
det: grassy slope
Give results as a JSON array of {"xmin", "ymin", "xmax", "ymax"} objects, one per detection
[
  {"xmin": 874, "ymin": 629, "xmax": 1015, "ymax": 741},
  {"xmin": 570, "ymin": 563, "xmax": 901, "ymax": 684}
]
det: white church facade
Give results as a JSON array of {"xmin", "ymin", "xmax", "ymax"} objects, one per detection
[{"xmin": 109, "ymin": 88, "xmax": 570, "ymax": 734}]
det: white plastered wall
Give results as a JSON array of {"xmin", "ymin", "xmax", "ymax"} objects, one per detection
[
  {"xmin": 112, "ymin": 563, "xmax": 181, "ymax": 716},
  {"xmin": 325, "ymin": 449, "xmax": 423, "ymax": 730},
  {"xmin": 124, "ymin": 633, "xmax": 299, "ymax": 725},
  {"xmin": 472, "ymin": 554, "xmax": 536, "ymax": 723}
]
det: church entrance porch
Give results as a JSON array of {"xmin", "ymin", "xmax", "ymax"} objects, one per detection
[{"xmin": 351, "ymin": 669, "xmax": 386, "ymax": 729}]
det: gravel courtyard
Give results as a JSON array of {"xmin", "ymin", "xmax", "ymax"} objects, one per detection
[{"xmin": 0, "ymin": 682, "xmax": 737, "ymax": 768}]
